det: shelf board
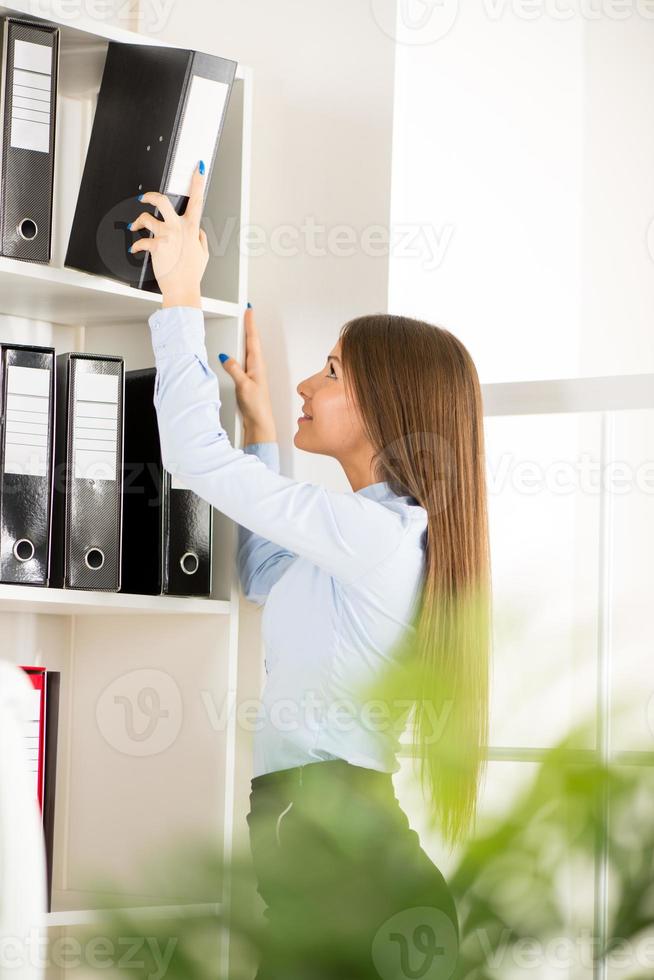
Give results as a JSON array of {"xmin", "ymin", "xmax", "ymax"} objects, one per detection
[
  {"xmin": 0, "ymin": 583, "xmax": 230, "ymax": 616},
  {"xmin": 0, "ymin": 0, "xmax": 163, "ymax": 47},
  {"xmin": 0, "ymin": 0, "xmax": 247, "ymax": 79},
  {"xmin": 42, "ymin": 902, "xmax": 222, "ymax": 928},
  {"xmin": 0, "ymin": 257, "xmax": 240, "ymax": 326}
]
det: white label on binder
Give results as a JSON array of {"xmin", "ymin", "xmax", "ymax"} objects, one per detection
[
  {"xmin": 14, "ymin": 95, "xmax": 51, "ymax": 112},
  {"xmin": 76, "ymin": 373, "xmax": 118, "ymax": 403},
  {"xmin": 13, "ymin": 68, "xmax": 50, "ymax": 91},
  {"xmin": 75, "ymin": 401, "xmax": 117, "ymax": 420},
  {"xmin": 14, "ymin": 40, "xmax": 52, "ymax": 76},
  {"xmin": 7, "ymin": 365, "xmax": 49, "ymax": 396},
  {"xmin": 24, "ymin": 686, "xmax": 42, "ymax": 802},
  {"xmin": 4, "ymin": 365, "xmax": 50, "ymax": 477},
  {"xmin": 13, "ymin": 83, "xmax": 50, "ymax": 103},
  {"xmin": 11, "ymin": 118, "xmax": 49, "ymax": 152},
  {"xmin": 13, "ymin": 106, "xmax": 50, "ymax": 125},
  {"xmin": 164, "ymin": 75, "xmax": 230, "ymax": 198},
  {"xmin": 75, "ymin": 416, "xmax": 115, "ymax": 431},
  {"xmin": 11, "ymin": 52, "xmax": 52, "ymax": 152},
  {"xmin": 74, "ymin": 373, "xmax": 119, "ymax": 481}
]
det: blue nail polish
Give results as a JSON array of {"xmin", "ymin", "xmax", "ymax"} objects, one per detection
[
  {"xmin": 128, "ymin": 244, "xmax": 133, "ymax": 252},
  {"xmin": 247, "ymin": 302, "xmax": 252, "ymax": 309},
  {"xmin": 199, "ymin": 160, "xmax": 205, "ymax": 175},
  {"xmin": 137, "ymin": 194, "xmax": 143, "ymax": 201},
  {"xmin": 127, "ymin": 222, "xmax": 132, "ymax": 230},
  {"xmin": 218, "ymin": 352, "xmax": 229, "ymax": 363}
]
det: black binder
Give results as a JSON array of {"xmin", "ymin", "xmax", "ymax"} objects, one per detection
[
  {"xmin": 64, "ymin": 40, "xmax": 237, "ymax": 291},
  {"xmin": 122, "ymin": 367, "xmax": 212, "ymax": 597},
  {"xmin": 0, "ymin": 343, "xmax": 55, "ymax": 585},
  {"xmin": 51, "ymin": 353, "xmax": 124, "ymax": 591},
  {"xmin": 0, "ymin": 17, "xmax": 59, "ymax": 261}
]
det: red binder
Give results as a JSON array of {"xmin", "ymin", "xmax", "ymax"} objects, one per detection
[
  {"xmin": 21, "ymin": 667, "xmax": 45, "ymax": 807},
  {"xmin": 20, "ymin": 666, "xmax": 60, "ymax": 912}
]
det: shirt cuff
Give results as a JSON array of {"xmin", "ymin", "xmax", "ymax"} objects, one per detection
[
  {"xmin": 148, "ymin": 305, "xmax": 207, "ymax": 359},
  {"xmin": 243, "ymin": 442, "xmax": 280, "ymax": 473}
]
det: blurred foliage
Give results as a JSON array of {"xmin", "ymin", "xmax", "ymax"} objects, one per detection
[{"xmin": 51, "ymin": 709, "xmax": 654, "ymax": 980}]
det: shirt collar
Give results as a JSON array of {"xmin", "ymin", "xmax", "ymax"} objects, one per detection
[
  {"xmin": 355, "ymin": 482, "xmax": 423, "ymax": 511},
  {"xmin": 354, "ymin": 481, "xmax": 392, "ymax": 500}
]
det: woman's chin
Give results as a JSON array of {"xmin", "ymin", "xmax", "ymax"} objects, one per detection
[{"xmin": 293, "ymin": 425, "xmax": 313, "ymax": 450}]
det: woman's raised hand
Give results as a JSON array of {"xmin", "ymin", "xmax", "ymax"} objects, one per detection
[
  {"xmin": 219, "ymin": 305, "xmax": 277, "ymax": 444},
  {"xmin": 129, "ymin": 160, "xmax": 209, "ymax": 309}
]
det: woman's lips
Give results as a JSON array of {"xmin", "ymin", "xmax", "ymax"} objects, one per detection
[{"xmin": 297, "ymin": 415, "xmax": 312, "ymax": 424}]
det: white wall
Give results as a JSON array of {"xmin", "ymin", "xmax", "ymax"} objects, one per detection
[
  {"xmin": 389, "ymin": 5, "xmax": 585, "ymax": 383},
  {"xmin": 388, "ymin": 4, "xmax": 654, "ymax": 383},
  {"xmin": 581, "ymin": 16, "xmax": 654, "ymax": 376}
]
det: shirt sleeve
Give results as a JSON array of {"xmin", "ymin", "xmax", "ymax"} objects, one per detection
[
  {"xmin": 237, "ymin": 442, "xmax": 297, "ymax": 605},
  {"xmin": 147, "ymin": 305, "xmax": 408, "ymax": 587}
]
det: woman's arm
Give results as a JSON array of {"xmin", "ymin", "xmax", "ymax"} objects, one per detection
[
  {"xmin": 148, "ymin": 305, "xmax": 408, "ymax": 587},
  {"xmin": 237, "ymin": 442, "xmax": 296, "ymax": 604}
]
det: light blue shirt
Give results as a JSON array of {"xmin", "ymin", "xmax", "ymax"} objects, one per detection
[{"xmin": 148, "ymin": 305, "xmax": 429, "ymax": 777}]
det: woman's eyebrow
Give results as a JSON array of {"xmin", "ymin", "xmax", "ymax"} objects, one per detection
[{"xmin": 327, "ymin": 355, "xmax": 341, "ymax": 363}]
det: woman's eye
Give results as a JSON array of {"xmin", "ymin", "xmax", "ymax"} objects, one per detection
[{"xmin": 326, "ymin": 364, "xmax": 337, "ymax": 379}]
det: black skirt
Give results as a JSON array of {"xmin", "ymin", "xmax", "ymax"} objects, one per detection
[{"xmin": 245, "ymin": 758, "xmax": 460, "ymax": 980}]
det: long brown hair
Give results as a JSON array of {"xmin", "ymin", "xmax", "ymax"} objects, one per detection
[{"xmin": 340, "ymin": 313, "xmax": 492, "ymax": 848}]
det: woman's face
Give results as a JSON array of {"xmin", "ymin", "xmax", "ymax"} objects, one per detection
[{"xmin": 294, "ymin": 338, "xmax": 369, "ymax": 459}]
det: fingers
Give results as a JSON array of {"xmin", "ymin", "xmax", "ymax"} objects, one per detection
[
  {"xmin": 130, "ymin": 212, "xmax": 165, "ymax": 235},
  {"xmin": 184, "ymin": 162, "xmax": 205, "ymax": 227},
  {"xmin": 245, "ymin": 305, "xmax": 262, "ymax": 352},
  {"xmin": 244, "ymin": 304, "xmax": 259, "ymax": 335},
  {"xmin": 199, "ymin": 227, "xmax": 208, "ymax": 254},
  {"xmin": 244, "ymin": 305, "xmax": 264, "ymax": 373},
  {"xmin": 139, "ymin": 162, "xmax": 204, "ymax": 235},
  {"xmin": 218, "ymin": 352, "xmax": 247, "ymax": 384},
  {"xmin": 138, "ymin": 191, "xmax": 177, "ymax": 224},
  {"xmin": 129, "ymin": 235, "xmax": 155, "ymax": 255}
]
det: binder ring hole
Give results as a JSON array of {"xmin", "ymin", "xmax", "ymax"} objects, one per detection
[
  {"xmin": 17, "ymin": 218, "xmax": 38, "ymax": 241},
  {"xmin": 180, "ymin": 551, "xmax": 199, "ymax": 576},
  {"xmin": 85, "ymin": 548, "xmax": 105, "ymax": 570},
  {"xmin": 13, "ymin": 538, "xmax": 34, "ymax": 562}
]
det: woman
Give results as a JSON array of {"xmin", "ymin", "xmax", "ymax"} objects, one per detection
[{"xmin": 130, "ymin": 163, "xmax": 491, "ymax": 979}]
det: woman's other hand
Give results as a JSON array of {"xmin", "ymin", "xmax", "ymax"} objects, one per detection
[
  {"xmin": 129, "ymin": 160, "xmax": 209, "ymax": 309},
  {"xmin": 219, "ymin": 305, "xmax": 277, "ymax": 445}
]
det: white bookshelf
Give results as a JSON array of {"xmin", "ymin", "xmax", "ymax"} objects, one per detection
[
  {"xmin": 0, "ymin": 4, "xmax": 252, "ymax": 975},
  {"xmin": 0, "ymin": 583, "xmax": 231, "ymax": 616},
  {"xmin": 0, "ymin": 255, "xmax": 241, "ymax": 324}
]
